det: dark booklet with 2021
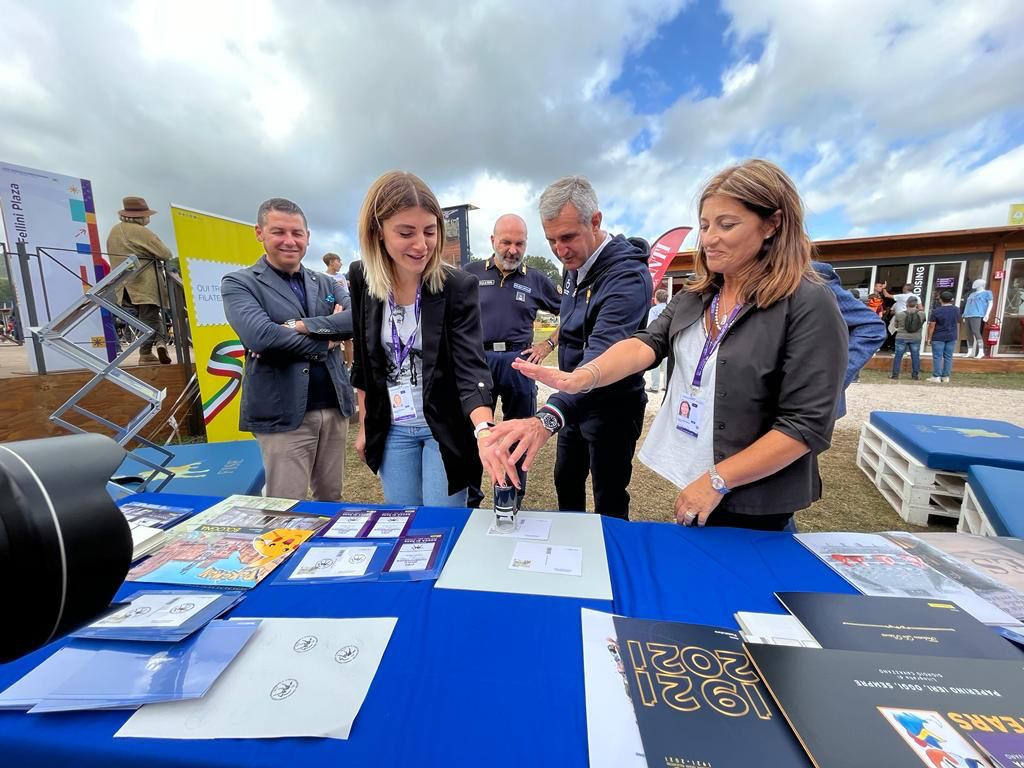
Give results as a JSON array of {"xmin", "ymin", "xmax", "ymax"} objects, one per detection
[
  {"xmin": 775, "ymin": 591, "xmax": 1024, "ymax": 661},
  {"xmin": 611, "ymin": 616, "xmax": 810, "ymax": 768},
  {"xmin": 746, "ymin": 643, "xmax": 1024, "ymax": 768}
]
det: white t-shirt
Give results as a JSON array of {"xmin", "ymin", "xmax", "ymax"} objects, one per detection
[
  {"xmin": 892, "ymin": 292, "xmax": 916, "ymax": 314},
  {"xmin": 382, "ymin": 301, "xmax": 427, "ymax": 427},
  {"xmin": 638, "ymin": 319, "xmax": 716, "ymax": 489}
]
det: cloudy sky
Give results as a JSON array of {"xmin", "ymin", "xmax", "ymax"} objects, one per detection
[{"xmin": 2, "ymin": 0, "xmax": 1023, "ymax": 272}]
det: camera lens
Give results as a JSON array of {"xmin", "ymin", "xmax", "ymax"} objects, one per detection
[{"xmin": 0, "ymin": 434, "xmax": 132, "ymax": 663}]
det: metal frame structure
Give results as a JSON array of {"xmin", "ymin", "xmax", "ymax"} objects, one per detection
[{"xmin": 30, "ymin": 255, "xmax": 174, "ymax": 494}]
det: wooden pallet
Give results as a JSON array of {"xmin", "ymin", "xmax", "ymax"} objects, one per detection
[
  {"xmin": 856, "ymin": 421, "xmax": 966, "ymax": 525},
  {"xmin": 957, "ymin": 481, "xmax": 999, "ymax": 537}
]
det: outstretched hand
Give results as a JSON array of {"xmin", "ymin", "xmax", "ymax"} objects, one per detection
[{"xmin": 511, "ymin": 356, "xmax": 585, "ymax": 393}]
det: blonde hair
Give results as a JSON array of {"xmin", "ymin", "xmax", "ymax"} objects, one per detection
[
  {"xmin": 357, "ymin": 171, "xmax": 448, "ymax": 300},
  {"xmin": 687, "ymin": 158, "xmax": 815, "ymax": 307}
]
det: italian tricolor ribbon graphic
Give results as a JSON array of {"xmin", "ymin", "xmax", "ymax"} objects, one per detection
[{"xmin": 202, "ymin": 339, "xmax": 246, "ymax": 424}]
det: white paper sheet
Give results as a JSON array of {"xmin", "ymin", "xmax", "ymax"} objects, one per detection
[
  {"xmin": 288, "ymin": 546, "xmax": 373, "ymax": 579},
  {"xmin": 580, "ymin": 608, "xmax": 645, "ymax": 768},
  {"xmin": 386, "ymin": 539, "xmax": 436, "ymax": 572},
  {"xmin": 509, "ymin": 542, "xmax": 582, "ymax": 576},
  {"xmin": 436, "ymin": 509, "xmax": 612, "ymax": 600},
  {"xmin": 486, "ymin": 517, "xmax": 552, "ymax": 541},
  {"xmin": 734, "ymin": 612, "xmax": 821, "ymax": 648},
  {"xmin": 321, "ymin": 512, "xmax": 375, "ymax": 538},
  {"xmin": 115, "ymin": 617, "xmax": 397, "ymax": 740}
]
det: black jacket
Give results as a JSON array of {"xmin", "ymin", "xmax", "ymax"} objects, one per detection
[
  {"xmin": 634, "ymin": 277, "xmax": 847, "ymax": 516},
  {"xmin": 348, "ymin": 262, "xmax": 493, "ymax": 495}
]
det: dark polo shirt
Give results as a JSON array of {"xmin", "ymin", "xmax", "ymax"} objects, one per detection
[{"xmin": 464, "ymin": 257, "xmax": 561, "ymax": 348}]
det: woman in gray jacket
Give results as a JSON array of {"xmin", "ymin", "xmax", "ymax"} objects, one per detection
[{"xmin": 499, "ymin": 159, "xmax": 846, "ymax": 531}]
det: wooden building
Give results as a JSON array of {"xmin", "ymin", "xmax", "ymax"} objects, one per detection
[{"xmin": 664, "ymin": 224, "xmax": 1024, "ymax": 357}]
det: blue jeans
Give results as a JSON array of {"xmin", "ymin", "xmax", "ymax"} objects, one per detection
[
  {"xmin": 379, "ymin": 424, "xmax": 468, "ymax": 507},
  {"xmin": 891, "ymin": 339, "xmax": 920, "ymax": 378},
  {"xmin": 932, "ymin": 339, "xmax": 955, "ymax": 378}
]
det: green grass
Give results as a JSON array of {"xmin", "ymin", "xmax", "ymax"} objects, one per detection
[{"xmin": 858, "ymin": 368, "xmax": 1024, "ymax": 390}]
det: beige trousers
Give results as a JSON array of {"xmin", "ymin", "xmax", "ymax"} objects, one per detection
[{"xmin": 255, "ymin": 408, "xmax": 348, "ymax": 501}]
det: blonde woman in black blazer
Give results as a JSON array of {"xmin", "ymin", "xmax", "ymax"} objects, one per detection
[{"xmin": 349, "ymin": 171, "xmax": 505, "ymax": 506}]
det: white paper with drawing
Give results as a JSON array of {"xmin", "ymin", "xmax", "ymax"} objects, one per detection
[{"xmin": 115, "ymin": 617, "xmax": 397, "ymax": 740}]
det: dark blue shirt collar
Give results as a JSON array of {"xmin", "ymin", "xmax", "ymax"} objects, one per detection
[{"xmin": 265, "ymin": 255, "xmax": 304, "ymax": 281}]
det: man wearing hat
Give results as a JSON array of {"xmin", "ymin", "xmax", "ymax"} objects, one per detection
[{"xmin": 106, "ymin": 196, "xmax": 173, "ymax": 364}]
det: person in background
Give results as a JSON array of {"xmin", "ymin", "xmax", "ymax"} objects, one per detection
[
  {"xmin": 891, "ymin": 283, "xmax": 916, "ymax": 314},
  {"xmin": 869, "ymin": 281, "xmax": 896, "ymax": 351},
  {"xmin": 323, "ymin": 252, "xmax": 353, "ymax": 367},
  {"xmin": 348, "ymin": 171, "xmax": 504, "ymax": 506},
  {"xmin": 106, "ymin": 196, "xmax": 174, "ymax": 365},
  {"xmin": 646, "ymin": 289, "xmax": 669, "ymax": 392},
  {"xmin": 491, "ymin": 159, "xmax": 846, "ymax": 531},
  {"xmin": 811, "ymin": 263, "xmax": 886, "ymax": 411},
  {"xmin": 888, "ymin": 295, "xmax": 923, "ymax": 380},
  {"xmin": 926, "ymin": 290, "xmax": 961, "ymax": 383},
  {"xmin": 464, "ymin": 213, "xmax": 561, "ymax": 509},
  {"xmin": 962, "ymin": 278, "xmax": 993, "ymax": 359},
  {"xmin": 222, "ymin": 198, "xmax": 354, "ymax": 501},
  {"xmin": 482, "ymin": 175, "xmax": 652, "ymax": 520}
]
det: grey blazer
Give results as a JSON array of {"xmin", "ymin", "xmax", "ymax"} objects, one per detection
[
  {"xmin": 222, "ymin": 257, "xmax": 355, "ymax": 433},
  {"xmin": 634, "ymin": 277, "xmax": 847, "ymax": 517}
]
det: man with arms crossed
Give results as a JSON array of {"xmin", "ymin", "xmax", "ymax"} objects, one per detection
[{"xmin": 222, "ymin": 198, "xmax": 354, "ymax": 500}]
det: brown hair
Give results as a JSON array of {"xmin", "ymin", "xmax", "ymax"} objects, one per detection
[
  {"xmin": 322, "ymin": 252, "xmax": 341, "ymax": 267},
  {"xmin": 357, "ymin": 171, "xmax": 448, "ymax": 300},
  {"xmin": 687, "ymin": 158, "xmax": 815, "ymax": 307}
]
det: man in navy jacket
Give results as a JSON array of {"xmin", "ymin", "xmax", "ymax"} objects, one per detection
[{"xmin": 485, "ymin": 176, "xmax": 651, "ymax": 519}]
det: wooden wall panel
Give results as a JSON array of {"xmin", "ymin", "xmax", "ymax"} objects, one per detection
[{"xmin": 0, "ymin": 364, "xmax": 201, "ymax": 443}]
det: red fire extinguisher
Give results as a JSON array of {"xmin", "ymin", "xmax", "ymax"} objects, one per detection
[{"xmin": 986, "ymin": 319, "xmax": 1001, "ymax": 347}]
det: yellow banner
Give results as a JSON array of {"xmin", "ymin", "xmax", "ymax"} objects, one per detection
[
  {"xmin": 172, "ymin": 205, "xmax": 263, "ymax": 442},
  {"xmin": 1010, "ymin": 204, "xmax": 1024, "ymax": 226}
]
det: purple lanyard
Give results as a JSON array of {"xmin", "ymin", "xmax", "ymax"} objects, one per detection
[
  {"xmin": 388, "ymin": 285, "xmax": 421, "ymax": 370},
  {"xmin": 691, "ymin": 292, "xmax": 743, "ymax": 391}
]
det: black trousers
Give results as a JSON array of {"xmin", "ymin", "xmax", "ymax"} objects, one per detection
[
  {"xmin": 554, "ymin": 394, "xmax": 645, "ymax": 520},
  {"xmin": 467, "ymin": 350, "xmax": 538, "ymax": 508}
]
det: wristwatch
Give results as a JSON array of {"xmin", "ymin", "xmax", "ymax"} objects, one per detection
[
  {"xmin": 285, "ymin": 319, "xmax": 298, "ymax": 330},
  {"xmin": 473, "ymin": 421, "xmax": 496, "ymax": 440},
  {"xmin": 708, "ymin": 465, "xmax": 730, "ymax": 495},
  {"xmin": 536, "ymin": 409, "xmax": 562, "ymax": 435}
]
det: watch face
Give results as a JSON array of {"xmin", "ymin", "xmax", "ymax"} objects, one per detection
[{"xmin": 539, "ymin": 413, "xmax": 560, "ymax": 433}]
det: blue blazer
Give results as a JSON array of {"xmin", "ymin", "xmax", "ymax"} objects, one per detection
[{"xmin": 222, "ymin": 257, "xmax": 355, "ymax": 433}]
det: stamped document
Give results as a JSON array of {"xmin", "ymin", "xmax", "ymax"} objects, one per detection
[
  {"xmin": 288, "ymin": 546, "xmax": 374, "ymax": 579},
  {"xmin": 487, "ymin": 516, "xmax": 552, "ymax": 541},
  {"xmin": 384, "ymin": 536, "xmax": 439, "ymax": 572},
  {"xmin": 321, "ymin": 511, "xmax": 376, "ymax": 539},
  {"xmin": 92, "ymin": 593, "xmax": 223, "ymax": 629},
  {"xmin": 366, "ymin": 509, "xmax": 415, "ymax": 538},
  {"xmin": 509, "ymin": 542, "xmax": 582, "ymax": 577},
  {"xmin": 116, "ymin": 617, "xmax": 398, "ymax": 740}
]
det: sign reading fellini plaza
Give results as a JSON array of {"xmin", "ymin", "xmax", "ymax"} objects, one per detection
[
  {"xmin": 171, "ymin": 205, "xmax": 264, "ymax": 442},
  {"xmin": 0, "ymin": 161, "xmax": 117, "ymax": 372}
]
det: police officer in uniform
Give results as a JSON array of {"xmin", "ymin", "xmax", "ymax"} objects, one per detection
[{"xmin": 465, "ymin": 213, "xmax": 560, "ymax": 507}]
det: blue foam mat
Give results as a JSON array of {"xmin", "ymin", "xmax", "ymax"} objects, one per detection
[
  {"xmin": 968, "ymin": 464, "xmax": 1024, "ymax": 538},
  {"xmin": 869, "ymin": 411, "xmax": 1024, "ymax": 473},
  {"xmin": 113, "ymin": 440, "xmax": 265, "ymax": 497}
]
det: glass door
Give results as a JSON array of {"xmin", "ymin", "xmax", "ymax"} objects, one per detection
[{"xmin": 998, "ymin": 258, "xmax": 1024, "ymax": 355}]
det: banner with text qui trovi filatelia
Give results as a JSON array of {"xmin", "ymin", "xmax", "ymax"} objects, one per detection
[{"xmin": 171, "ymin": 205, "xmax": 263, "ymax": 442}]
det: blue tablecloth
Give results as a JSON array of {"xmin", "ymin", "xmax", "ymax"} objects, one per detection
[
  {"xmin": 969, "ymin": 465, "xmax": 1024, "ymax": 538},
  {"xmin": 869, "ymin": 411, "xmax": 1024, "ymax": 472},
  {"xmin": 113, "ymin": 441, "xmax": 265, "ymax": 497},
  {"xmin": 0, "ymin": 493, "xmax": 852, "ymax": 768}
]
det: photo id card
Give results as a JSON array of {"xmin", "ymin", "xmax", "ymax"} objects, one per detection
[
  {"xmin": 675, "ymin": 393, "xmax": 705, "ymax": 438},
  {"xmin": 388, "ymin": 384, "xmax": 418, "ymax": 422}
]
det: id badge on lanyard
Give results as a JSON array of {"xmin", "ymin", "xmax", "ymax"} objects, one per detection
[
  {"xmin": 388, "ymin": 286, "xmax": 421, "ymax": 422},
  {"xmin": 675, "ymin": 294, "xmax": 742, "ymax": 439}
]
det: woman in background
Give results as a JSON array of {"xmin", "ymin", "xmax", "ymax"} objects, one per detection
[{"xmin": 348, "ymin": 171, "xmax": 504, "ymax": 506}]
